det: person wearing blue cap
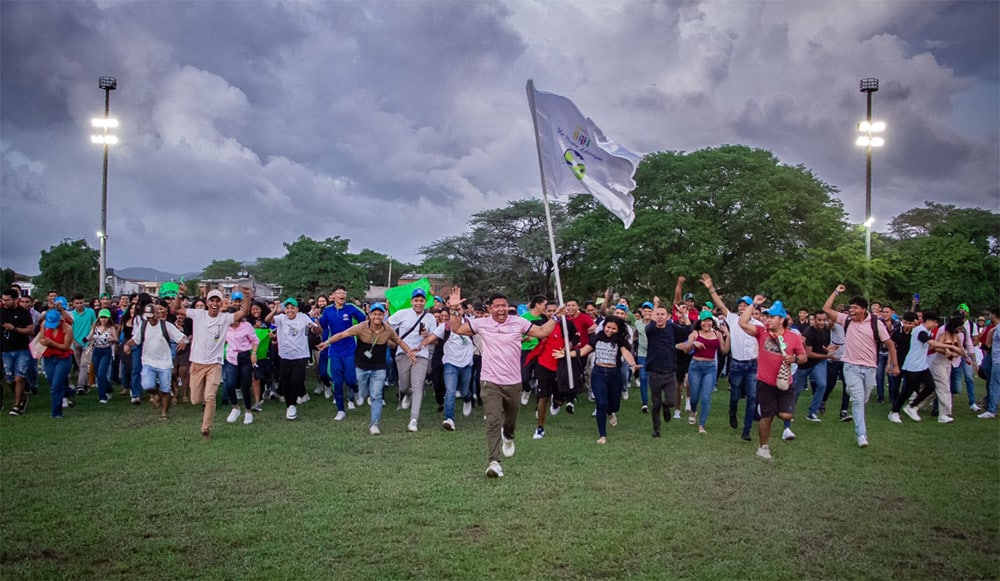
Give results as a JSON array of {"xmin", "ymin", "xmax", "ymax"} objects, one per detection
[
  {"xmin": 387, "ymin": 287, "xmax": 437, "ymax": 432},
  {"xmin": 318, "ymin": 285, "xmax": 367, "ymax": 421},
  {"xmin": 37, "ymin": 304, "xmax": 75, "ymax": 418}
]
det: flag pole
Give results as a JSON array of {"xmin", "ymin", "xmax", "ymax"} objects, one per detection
[{"xmin": 526, "ymin": 79, "xmax": 576, "ymax": 393}]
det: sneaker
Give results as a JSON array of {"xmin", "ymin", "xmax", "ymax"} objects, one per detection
[
  {"xmin": 296, "ymin": 395, "xmax": 306, "ymax": 405},
  {"xmin": 756, "ymin": 445, "xmax": 773, "ymax": 460},
  {"xmin": 367, "ymin": 396, "xmax": 372, "ymax": 406},
  {"xmin": 401, "ymin": 394, "xmax": 411, "ymax": 410},
  {"xmin": 937, "ymin": 415, "xmax": 954, "ymax": 424},
  {"xmin": 407, "ymin": 419, "xmax": 418, "ymax": 432},
  {"xmin": 130, "ymin": 397, "xmax": 141, "ymax": 405},
  {"xmin": 355, "ymin": 394, "xmax": 364, "ymax": 407},
  {"xmin": 781, "ymin": 427, "xmax": 796, "ymax": 441},
  {"xmin": 62, "ymin": 398, "xmax": 71, "ymax": 409},
  {"xmin": 819, "ymin": 403, "xmax": 827, "ymax": 416},
  {"xmin": 641, "ymin": 405, "xmax": 648, "ymax": 414},
  {"xmin": 463, "ymin": 400, "xmax": 473, "ymax": 417},
  {"xmin": 243, "ymin": 412, "xmax": 254, "ymax": 425},
  {"xmin": 652, "ymin": 431, "xmax": 660, "ymax": 438},
  {"xmin": 8, "ymin": 407, "xmax": 20, "ymax": 417},
  {"xmin": 592, "ymin": 409, "xmax": 597, "ymax": 417},
  {"xmin": 610, "ymin": 413, "xmax": 618, "ymax": 427},
  {"xmin": 252, "ymin": 401, "xmax": 263, "ymax": 413},
  {"xmin": 347, "ymin": 401, "xmax": 356, "ymax": 410},
  {"xmin": 729, "ymin": 412, "xmax": 737, "ymax": 429},
  {"xmin": 313, "ymin": 386, "xmax": 324, "ymax": 395},
  {"xmin": 99, "ymin": 398, "xmax": 109, "ymax": 405},
  {"xmin": 323, "ymin": 387, "xmax": 332, "ymax": 399},
  {"xmin": 520, "ymin": 391, "xmax": 531, "ymax": 406},
  {"xmin": 977, "ymin": 411, "xmax": 996, "ymax": 419},
  {"xmin": 903, "ymin": 405, "xmax": 922, "ymax": 422},
  {"xmin": 370, "ymin": 424, "xmax": 381, "ymax": 435},
  {"xmin": 501, "ymin": 434, "xmax": 515, "ymax": 458},
  {"xmin": 442, "ymin": 418, "xmax": 456, "ymax": 431},
  {"xmin": 286, "ymin": 405, "xmax": 298, "ymax": 420},
  {"xmin": 486, "ymin": 461, "xmax": 504, "ymax": 478},
  {"xmin": 839, "ymin": 411, "xmax": 852, "ymax": 422},
  {"xmin": 565, "ymin": 402, "xmax": 575, "ymax": 414},
  {"xmin": 688, "ymin": 414, "xmax": 696, "ymax": 425},
  {"xmin": 622, "ymin": 389, "xmax": 629, "ymax": 401},
  {"xmin": 858, "ymin": 435, "xmax": 869, "ymax": 448},
  {"xmin": 550, "ymin": 404, "xmax": 560, "ymax": 417},
  {"xmin": 334, "ymin": 410, "xmax": 347, "ymax": 421},
  {"xmin": 970, "ymin": 403, "xmax": 982, "ymax": 412},
  {"xmin": 741, "ymin": 433, "xmax": 752, "ymax": 442},
  {"xmin": 888, "ymin": 412, "xmax": 902, "ymax": 424},
  {"xmin": 805, "ymin": 413, "xmax": 821, "ymax": 423},
  {"xmin": 226, "ymin": 408, "xmax": 241, "ymax": 423},
  {"xmin": 698, "ymin": 425, "xmax": 707, "ymax": 434},
  {"xmin": 533, "ymin": 427, "xmax": 545, "ymax": 440},
  {"xmin": 673, "ymin": 409, "xmax": 681, "ymax": 420}
]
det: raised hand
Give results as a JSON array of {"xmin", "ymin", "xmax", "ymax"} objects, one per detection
[
  {"xmin": 448, "ymin": 287, "xmax": 463, "ymax": 309},
  {"xmin": 753, "ymin": 294, "xmax": 767, "ymax": 305},
  {"xmin": 699, "ymin": 273, "xmax": 713, "ymax": 288},
  {"xmin": 835, "ymin": 284, "xmax": 846, "ymax": 294}
]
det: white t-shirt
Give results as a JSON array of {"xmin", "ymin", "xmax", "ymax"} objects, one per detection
[
  {"xmin": 433, "ymin": 324, "xmax": 474, "ymax": 367},
  {"xmin": 726, "ymin": 312, "xmax": 764, "ymax": 361},
  {"xmin": 387, "ymin": 308, "xmax": 437, "ymax": 358},
  {"xmin": 274, "ymin": 313, "xmax": 316, "ymax": 360},
  {"xmin": 133, "ymin": 320, "xmax": 187, "ymax": 370},
  {"xmin": 187, "ymin": 309, "xmax": 235, "ymax": 365}
]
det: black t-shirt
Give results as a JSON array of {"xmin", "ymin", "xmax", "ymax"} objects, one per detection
[
  {"xmin": 355, "ymin": 338, "xmax": 388, "ymax": 371},
  {"xmin": 1, "ymin": 306, "xmax": 33, "ymax": 352},
  {"xmin": 801, "ymin": 326, "xmax": 831, "ymax": 370},
  {"xmin": 645, "ymin": 320, "xmax": 688, "ymax": 374}
]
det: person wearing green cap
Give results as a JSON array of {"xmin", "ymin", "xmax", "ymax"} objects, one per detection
[
  {"xmin": 684, "ymin": 309, "xmax": 730, "ymax": 433},
  {"xmin": 265, "ymin": 298, "xmax": 320, "ymax": 421},
  {"xmin": 86, "ymin": 309, "xmax": 119, "ymax": 403}
]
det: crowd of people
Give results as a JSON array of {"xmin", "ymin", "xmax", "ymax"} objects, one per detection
[{"xmin": 1, "ymin": 275, "xmax": 997, "ymax": 477}]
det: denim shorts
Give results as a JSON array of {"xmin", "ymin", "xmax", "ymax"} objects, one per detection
[
  {"xmin": 141, "ymin": 365, "xmax": 173, "ymax": 393},
  {"xmin": 2, "ymin": 350, "xmax": 31, "ymax": 381}
]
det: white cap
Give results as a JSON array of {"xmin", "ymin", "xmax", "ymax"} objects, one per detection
[{"xmin": 207, "ymin": 290, "xmax": 224, "ymax": 301}]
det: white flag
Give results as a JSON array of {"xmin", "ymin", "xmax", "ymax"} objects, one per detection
[{"xmin": 527, "ymin": 80, "xmax": 641, "ymax": 228}]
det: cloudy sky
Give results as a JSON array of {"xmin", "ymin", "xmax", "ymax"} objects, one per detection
[{"xmin": 2, "ymin": 0, "xmax": 997, "ymax": 276}]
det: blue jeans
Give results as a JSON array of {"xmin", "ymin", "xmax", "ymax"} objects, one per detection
[
  {"xmin": 130, "ymin": 346, "xmax": 143, "ymax": 399},
  {"xmin": 326, "ymin": 352, "xmax": 357, "ymax": 411},
  {"xmin": 443, "ymin": 363, "xmax": 472, "ymax": 421},
  {"xmin": 952, "ymin": 359, "xmax": 976, "ymax": 405},
  {"xmin": 728, "ymin": 359, "xmax": 758, "ymax": 436},
  {"xmin": 793, "ymin": 361, "xmax": 828, "ymax": 416},
  {"xmin": 92, "ymin": 346, "xmax": 113, "ymax": 401},
  {"xmin": 141, "ymin": 365, "xmax": 173, "ymax": 393},
  {"xmin": 688, "ymin": 359, "xmax": 717, "ymax": 427},
  {"xmin": 591, "ymin": 366, "xmax": 623, "ymax": 438},
  {"xmin": 636, "ymin": 356, "xmax": 649, "ymax": 405},
  {"xmin": 223, "ymin": 358, "xmax": 253, "ymax": 408},
  {"xmin": 843, "ymin": 363, "xmax": 876, "ymax": 439},
  {"xmin": 357, "ymin": 367, "xmax": 387, "ymax": 428},
  {"xmin": 44, "ymin": 356, "xmax": 72, "ymax": 418},
  {"xmin": 876, "ymin": 352, "xmax": 888, "ymax": 400},
  {"xmin": 986, "ymin": 356, "xmax": 1000, "ymax": 414}
]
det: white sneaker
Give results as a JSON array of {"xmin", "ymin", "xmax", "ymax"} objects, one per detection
[
  {"xmin": 684, "ymin": 397, "xmax": 691, "ymax": 412},
  {"xmin": 401, "ymin": 394, "xmax": 411, "ymax": 410},
  {"xmin": 533, "ymin": 427, "xmax": 545, "ymax": 440},
  {"xmin": 977, "ymin": 411, "xmax": 996, "ymax": 419},
  {"xmin": 243, "ymin": 412, "xmax": 253, "ymax": 425},
  {"xmin": 592, "ymin": 409, "xmax": 597, "ymax": 417},
  {"xmin": 673, "ymin": 409, "xmax": 681, "ymax": 420},
  {"xmin": 62, "ymin": 398, "xmax": 70, "ymax": 409},
  {"xmin": 347, "ymin": 401, "xmax": 356, "ymax": 410},
  {"xmin": 463, "ymin": 400, "xmax": 473, "ymax": 417},
  {"xmin": 756, "ymin": 445, "xmax": 773, "ymax": 460},
  {"xmin": 781, "ymin": 427, "xmax": 796, "ymax": 441},
  {"xmin": 622, "ymin": 389, "xmax": 629, "ymax": 401},
  {"xmin": 369, "ymin": 424, "xmax": 381, "ymax": 435},
  {"xmin": 367, "ymin": 396, "xmax": 372, "ymax": 406},
  {"xmin": 858, "ymin": 435, "xmax": 869, "ymax": 448},
  {"xmin": 226, "ymin": 408, "xmax": 241, "ymax": 423},
  {"xmin": 355, "ymin": 394, "xmax": 364, "ymax": 407},
  {"xmin": 323, "ymin": 387, "xmax": 332, "ymax": 399},
  {"xmin": 970, "ymin": 403, "xmax": 981, "ymax": 412},
  {"xmin": 501, "ymin": 434, "xmax": 515, "ymax": 458},
  {"xmin": 286, "ymin": 405, "xmax": 298, "ymax": 420},
  {"xmin": 313, "ymin": 386, "xmax": 324, "ymax": 395},
  {"xmin": 442, "ymin": 418, "xmax": 456, "ymax": 431},
  {"xmin": 407, "ymin": 419, "xmax": 418, "ymax": 432},
  {"xmin": 334, "ymin": 410, "xmax": 347, "ymax": 421},
  {"xmin": 937, "ymin": 415, "xmax": 954, "ymax": 424},
  {"xmin": 888, "ymin": 412, "xmax": 902, "ymax": 424},
  {"xmin": 520, "ymin": 391, "xmax": 531, "ymax": 406},
  {"xmin": 130, "ymin": 397, "xmax": 141, "ymax": 404},
  {"xmin": 549, "ymin": 404, "xmax": 560, "ymax": 417},
  {"xmin": 902, "ymin": 405, "xmax": 921, "ymax": 422},
  {"xmin": 486, "ymin": 461, "xmax": 504, "ymax": 478}
]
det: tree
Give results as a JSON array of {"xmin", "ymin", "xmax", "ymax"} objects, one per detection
[
  {"xmin": 265, "ymin": 236, "xmax": 368, "ymax": 300},
  {"xmin": 200, "ymin": 258, "xmax": 246, "ymax": 280},
  {"xmin": 560, "ymin": 145, "xmax": 850, "ymax": 304},
  {"xmin": 0, "ymin": 268, "xmax": 15, "ymax": 290},
  {"xmin": 349, "ymin": 249, "xmax": 416, "ymax": 288},
  {"xmin": 420, "ymin": 199, "xmax": 569, "ymax": 300},
  {"xmin": 32, "ymin": 239, "xmax": 100, "ymax": 297}
]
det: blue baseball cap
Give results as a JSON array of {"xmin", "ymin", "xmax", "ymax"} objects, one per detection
[
  {"xmin": 44, "ymin": 309, "xmax": 62, "ymax": 329},
  {"xmin": 614, "ymin": 304, "xmax": 630, "ymax": 314},
  {"xmin": 737, "ymin": 296, "xmax": 753, "ymax": 305},
  {"xmin": 412, "ymin": 288, "xmax": 426, "ymax": 298},
  {"xmin": 231, "ymin": 291, "xmax": 244, "ymax": 300},
  {"xmin": 433, "ymin": 295, "xmax": 443, "ymax": 304},
  {"xmin": 640, "ymin": 301, "xmax": 654, "ymax": 310},
  {"xmin": 765, "ymin": 300, "xmax": 788, "ymax": 318},
  {"xmin": 370, "ymin": 303, "xmax": 386, "ymax": 313},
  {"xmin": 55, "ymin": 296, "xmax": 69, "ymax": 309}
]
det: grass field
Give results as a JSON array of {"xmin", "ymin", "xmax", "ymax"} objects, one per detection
[{"xmin": 1, "ymin": 375, "xmax": 997, "ymax": 580}]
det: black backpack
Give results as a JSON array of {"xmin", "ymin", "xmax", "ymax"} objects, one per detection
[
  {"xmin": 139, "ymin": 319, "xmax": 173, "ymax": 348},
  {"xmin": 843, "ymin": 315, "xmax": 882, "ymax": 360}
]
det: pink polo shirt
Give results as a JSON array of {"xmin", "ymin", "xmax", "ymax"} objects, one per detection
[
  {"xmin": 224, "ymin": 321, "xmax": 259, "ymax": 366},
  {"xmin": 469, "ymin": 315, "xmax": 532, "ymax": 386},
  {"xmin": 835, "ymin": 312, "xmax": 890, "ymax": 368}
]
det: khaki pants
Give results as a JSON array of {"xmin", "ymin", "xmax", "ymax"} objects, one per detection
[
  {"xmin": 929, "ymin": 357, "xmax": 954, "ymax": 417},
  {"xmin": 482, "ymin": 381, "xmax": 519, "ymax": 463},
  {"xmin": 396, "ymin": 354, "xmax": 429, "ymax": 422},
  {"xmin": 189, "ymin": 362, "xmax": 221, "ymax": 433}
]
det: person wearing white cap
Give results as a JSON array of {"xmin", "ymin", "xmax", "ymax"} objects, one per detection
[{"xmin": 172, "ymin": 283, "xmax": 251, "ymax": 439}]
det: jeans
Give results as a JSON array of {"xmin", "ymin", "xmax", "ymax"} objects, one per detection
[
  {"xmin": 875, "ymin": 352, "xmax": 888, "ymax": 400},
  {"xmin": 953, "ymin": 359, "xmax": 976, "ymax": 405},
  {"xmin": 591, "ymin": 366, "xmax": 623, "ymax": 438},
  {"xmin": 728, "ymin": 359, "xmax": 758, "ymax": 436},
  {"xmin": 688, "ymin": 359, "xmax": 717, "ymax": 427},
  {"xmin": 357, "ymin": 368, "xmax": 387, "ymax": 427},
  {"xmin": 327, "ymin": 351, "xmax": 357, "ymax": 411},
  {"xmin": 44, "ymin": 356, "xmax": 72, "ymax": 418},
  {"xmin": 141, "ymin": 365, "xmax": 173, "ymax": 393},
  {"xmin": 130, "ymin": 345, "xmax": 143, "ymax": 399},
  {"xmin": 793, "ymin": 361, "xmax": 828, "ymax": 416},
  {"xmin": 92, "ymin": 346, "xmax": 113, "ymax": 401},
  {"xmin": 987, "ymin": 357, "xmax": 1000, "ymax": 414},
  {"xmin": 636, "ymin": 356, "xmax": 649, "ymax": 405},
  {"xmin": 443, "ymin": 363, "xmax": 472, "ymax": 420},
  {"xmin": 223, "ymin": 358, "xmax": 253, "ymax": 408},
  {"xmin": 843, "ymin": 363, "xmax": 876, "ymax": 439}
]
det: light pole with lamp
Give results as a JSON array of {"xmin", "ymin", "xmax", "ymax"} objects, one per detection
[
  {"xmin": 91, "ymin": 76, "xmax": 118, "ymax": 296},
  {"xmin": 856, "ymin": 78, "xmax": 884, "ymax": 262}
]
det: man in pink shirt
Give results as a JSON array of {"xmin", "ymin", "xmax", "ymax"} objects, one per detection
[
  {"xmin": 823, "ymin": 284, "xmax": 899, "ymax": 448},
  {"xmin": 447, "ymin": 288, "xmax": 561, "ymax": 478}
]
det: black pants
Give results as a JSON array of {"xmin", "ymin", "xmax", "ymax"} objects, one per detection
[
  {"xmin": 823, "ymin": 359, "xmax": 849, "ymax": 411},
  {"xmin": 224, "ymin": 351, "xmax": 253, "ymax": 408},
  {"xmin": 279, "ymin": 357, "xmax": 308, "ymax": 407},
  {"xmin": 649, "ymin": 370, "xmax": 678, "ymax": 433},
  {"xmin": 893, "ymin": 369, "xmax": 936, "ymax": 413},
  {"xmin": 432, "ymin": 361, "xmax": 445, "ymax": 406}
]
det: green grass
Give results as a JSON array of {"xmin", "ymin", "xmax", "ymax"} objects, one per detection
[{"xmin": 2, "ymin": 376, "xmax": 998, "ymax": 580}]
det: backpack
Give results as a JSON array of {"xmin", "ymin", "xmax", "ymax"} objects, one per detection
[{"xmin": 843, "ymin": 315, "xmax": 882, "ymax": 360}]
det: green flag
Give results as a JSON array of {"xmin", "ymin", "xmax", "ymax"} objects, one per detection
[{"xmin": 384, "ymin": 278, "xmax": 432, "ymax": 314}]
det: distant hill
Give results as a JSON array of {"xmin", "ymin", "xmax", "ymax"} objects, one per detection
[{"xmin": 114, "ymin": 267, "xmax": 180, "ymax": 281}]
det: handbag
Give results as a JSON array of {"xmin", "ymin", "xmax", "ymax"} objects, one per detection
[
  {"xmin": 774, "ymin": 332, "xmax": 791, "ymax": 391},
  {"xmin": 29, "ymin": 334, "xmax": 46, "ymax": 360}
]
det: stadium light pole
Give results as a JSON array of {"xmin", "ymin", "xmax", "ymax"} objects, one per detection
[
  {"xmin": 856, "ymin": 78, "xmax": 884, "ymax": 263},
  {"xmin": 92, "ymin": 76, "xmax": 118, "ymax": 296}
]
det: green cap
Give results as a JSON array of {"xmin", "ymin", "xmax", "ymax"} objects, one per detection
[
  {"xmin": 698, "ymin": 310, "xmax": 714, "ymax": 321},
  {"xmin": 283, "ymin": 298, "xmax": 298, "ymax": 308},
  {"xmin": 98, "ymin": 309, "xmax": 112, "ymax": 318},
  {"xmin": 957, "ymin": 303, "xmax": 970, "ymax": 314},
  {"xmin": 159, "ymin": 281, "xmax": 179, "ymax": 298}
]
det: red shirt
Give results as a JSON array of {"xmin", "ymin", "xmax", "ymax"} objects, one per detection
[
  {"xmin": 566, "ymin": 313, "xmax": 594, "ymax": 348},
  {"xmin": 753, "ymin": 326, "xmax": 805, "ymax": 385},
  {"xmin": 43, "ymin": 325, "xmax": 73, "ymax": 358}
]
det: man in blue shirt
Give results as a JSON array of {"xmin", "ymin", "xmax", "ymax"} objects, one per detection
[{"xmin": 318, "ymin": 285, "xmax": 366, "ymax": 420}]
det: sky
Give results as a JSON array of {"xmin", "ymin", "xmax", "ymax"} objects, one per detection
[{"xmin": 2, "ymin": 0, "xmax": 998, "ymax": 277}]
